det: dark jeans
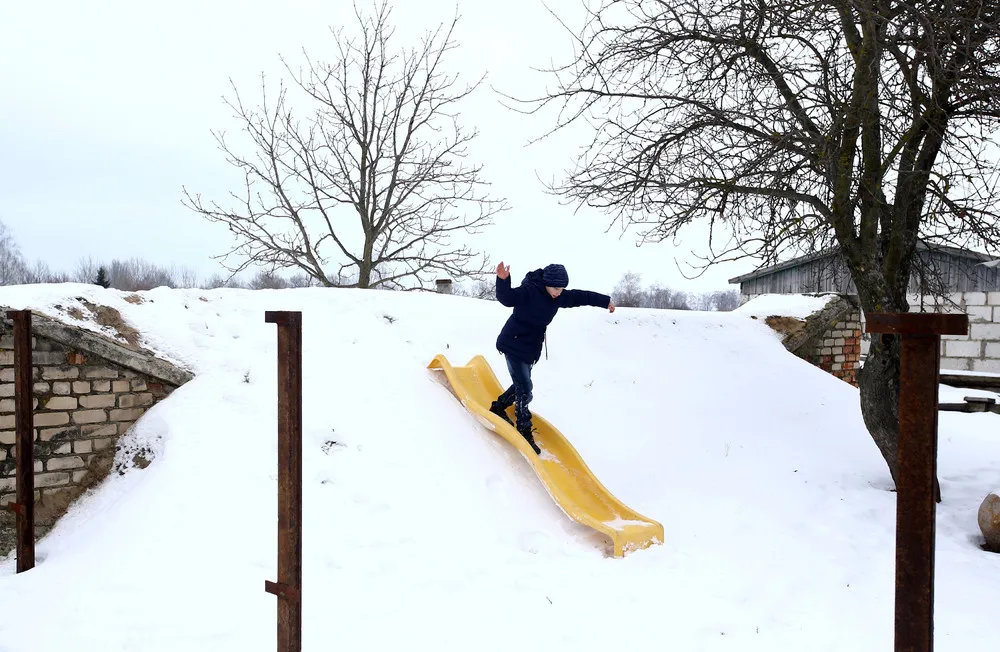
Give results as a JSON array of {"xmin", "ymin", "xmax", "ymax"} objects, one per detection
[{"xmin": 496, "ymin": 354, "xmax": 533, "ymax": 433}]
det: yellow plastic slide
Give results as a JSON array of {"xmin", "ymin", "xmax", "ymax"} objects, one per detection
[{"xmin": 428, "ymin": 354, "xmax": 663, "ymax": 557}]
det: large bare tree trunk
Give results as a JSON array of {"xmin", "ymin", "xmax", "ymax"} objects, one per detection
[
  {"xmin": 509, "ymin": 0, "xmax": 1000, "ymax": 495},
  {"xmin": 855, "ymin": 277, "xmax": 943, "ymax": 500},
  {"xmin": 858, "ymin": 333, "xmax": 943, "ymax": 501},
  {"xmin": 857, "ymin": 332, "xmax": 901, "ymax": 486}
]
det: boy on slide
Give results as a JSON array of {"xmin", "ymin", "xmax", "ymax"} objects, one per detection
[{"xmin": 490, "ymin": 261, "xmax": 615, "ymax": 454}]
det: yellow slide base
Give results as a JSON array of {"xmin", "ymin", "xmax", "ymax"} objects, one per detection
[{"xmin": 428, "ymin": 354, "xmax": 664, "ymax": 557}]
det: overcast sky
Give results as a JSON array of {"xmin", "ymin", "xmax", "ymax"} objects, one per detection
[{"xmin": 0, "ymin": 0, "xmax": 757, "ymax": 293}]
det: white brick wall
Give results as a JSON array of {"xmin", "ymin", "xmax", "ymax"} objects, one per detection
[
  {"xmin": 967, "ymin": 306, "xmax": 993, "ymax": 322},
  {"xmin": 970, "ymin": 323, "xmax": 1000, "ymax": 340},
  {"xmin": 945, "ymin": 340, "xmax": 982, "ymax": 358},
  {"xmin": 966, "ymin": 292, "xmax": 988, "ymax": 306},
  {"xmin": 939, "ymin": 291, "xmax": 999, "ymax": 372},
  {"xmin": 858, "ymin": 291, "xmax": 1000, "ymax": 373},
  {"xmin": 973, "ymin": 359, "xmax": 1000, "ymax": 373}
]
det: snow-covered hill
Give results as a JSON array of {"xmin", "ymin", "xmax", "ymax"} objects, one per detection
[{"xmin": 0, "ymin": 284, "xmax": 997, "ymax": 651}]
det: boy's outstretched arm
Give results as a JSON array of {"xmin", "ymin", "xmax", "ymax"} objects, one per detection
[
  {"xmin": 495, "ymin": 262, "xmax": 527, "ymax": 307},
  {"xmin": 560, "ymin": 288, "xmax": 615, "ymax": 311}
]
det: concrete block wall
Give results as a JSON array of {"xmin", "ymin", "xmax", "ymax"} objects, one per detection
[
  {"xmin": 937, "ymin": 292, "xmax": 1000, "ymax": 373},
  {"xmin": 0, "ymin": 332, "xmax": 177, "ymax": 553},
  {"xmin": 858, "ymin": 291, "xmax": 1000, "ymax": 372}
]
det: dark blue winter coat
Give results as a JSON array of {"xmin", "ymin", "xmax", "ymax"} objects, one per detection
[{"xmin": 495, "ymin": 269, "xmax": 611, "ymax": 364}]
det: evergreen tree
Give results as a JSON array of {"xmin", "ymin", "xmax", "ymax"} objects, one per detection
[{"xmin": 94, "ymin": 266, "xmax": 111, "ymax": 288}]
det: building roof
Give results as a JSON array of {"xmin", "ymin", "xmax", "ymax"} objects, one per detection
[{"xmin": 727, "ymin": 244, "xmax": 999, "ymax": 284}]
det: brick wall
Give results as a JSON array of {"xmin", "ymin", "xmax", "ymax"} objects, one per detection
[
  {"xmin": 0, "ymin": 332, "xmax": 177, "ymax": 554},
  {"xmin": 798, "ymin": 309, "xmax": 862, "ymax": 386},
  {"xmin": 745, "ymin": 289, "xmax": 1000, "ymax": 379},
  {"xmin": 741, "ymin": 293, "xmax": 863, "ymax": 386}
]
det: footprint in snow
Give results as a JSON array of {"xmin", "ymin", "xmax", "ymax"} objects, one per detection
[{"xmin": 517, "ymin": 530, "xmax": 552, "ymax": 555}]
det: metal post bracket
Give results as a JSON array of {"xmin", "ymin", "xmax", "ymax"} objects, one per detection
[{"xmin": 265, "ymin": 580, "xmax": 301, "ymax": 602}]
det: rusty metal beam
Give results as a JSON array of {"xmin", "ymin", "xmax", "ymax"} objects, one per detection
[
  {"xmin": 866, "ymin": 312, "xmax": 968, "ymax": 652},
  {"xmin": 264, "ymin": 311, "xmax": 303, "ymax": 652},
  {"xmin": 5, "ymin": 309, "xmax": 35, "ymax": 573},
  {"xmin": 865, "ymin": 312, "xmax": 967, "ymax": 336}
]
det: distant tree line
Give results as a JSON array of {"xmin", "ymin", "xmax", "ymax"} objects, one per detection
[
  {"xmin": 448, "ymin": 270, "xmax": 740, "ymax": 312},
  {"xmin": 0, "ymin": 220, "xmax": 314, "ymax": 291},
  {"xmin": 0, "ymin": 219, "xmax": 742, "ymax": 309},
  {"xmin": 610, "ymin": 272, "xmax": 740, "ymax": 312}
]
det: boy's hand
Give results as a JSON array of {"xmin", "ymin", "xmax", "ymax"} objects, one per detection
[
  {"xmin": 608, "ymin": 301, "xmax": 616, "ymax": 313},
  {"xmin": 496, "ymin": 262, "xmax": 510, "ymax": 280}
]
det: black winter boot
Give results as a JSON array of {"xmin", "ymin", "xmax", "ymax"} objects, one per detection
[
  {"xmin": 490, "ymin": 401, "xmax": 513, "ymax": 425},
  {"xmin": 517, "ymin": 426, "xmax": 541, "ymax": 455}
]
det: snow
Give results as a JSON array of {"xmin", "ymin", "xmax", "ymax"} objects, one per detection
[
  {"xmin": 939, "ymin": 385, "xmax": 1000, "ymax": 403},
  {"xmin": 0, "ymin": 285, "xmax": 998, "ymax": 651},
  {"xmin": 734, "ymin": 293, "xmax": 838, "ymax": 319},
  {"xmin": 941, "ymin": 368, "xmax": 1000, "ymax": 378}
]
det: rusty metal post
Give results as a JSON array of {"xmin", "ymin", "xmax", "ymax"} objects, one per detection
[
  {"xmin": 4, "ymin": 309, "xmax": 35, "ymax": 573},
  {"xmin": 866, "ymin": 312, "xmax": 968, "ymax": 652},
  {"xmin": 263, "ymin": 311, "xmax": 302, "ymax": 652}
]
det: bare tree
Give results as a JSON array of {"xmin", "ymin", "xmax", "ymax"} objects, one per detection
[
  {"xmin": 511, "ymin": 0, "xmax": 1000, "ymax": 491},
  {"xmin": 249, "ymin": 269, "xmax": 291, "ymax": 290},
  {"xmin": 183, "ymin": 2, "xmax": 507, "ymax": 290},
  {"xmin": 611, "ymin": 272, "xmax": 699, "ymax": 309},
  {"xmin": 0, "ymin": 232, "xmax": 220, "ymax": 290},
  {"xmin": 709, "ymin": 289, "xmax": 742, "ymax": 312},
  {"xmin": 470, "ymin": 277, "xmax": 497, "ymax": 300},
  {"xmin": 288, "ymin": 273, "xmax": 315, "ymax": 288},
  {"xmin": 202, "ymin": 273, "xmax": 248, "ymax": 289},
  {"xmin": 75, "ymin": 256, "xmax": 195, "ymax": 290},
  {"xmin": 648, "ymin": 284, "xmax": 692, "ymax": 310},
  {"xmin": 691, "ymin": 289, "xmax": 742, "ymax": 312},
  {"xmin": 176, "ymin": 267, "xmax": 201, "ymax": 289},
  {"xmin": 23, "ymin": 260, "xmax": 69, "ymax": 284},
  {"xmin": 0, "ymin": 220, "xmax": 28, "ymax": 285},
  {"xmin": 612, "ymin": 271, "xmax": 645, "ymax": 307},
  {"xmin": 248, "ymin": 269, "xmax": 316, "ymax": 289},
  {"xmin": 108, "ymin": 258, "xmax": 178, "ymax": 291},
  {"xmin": 452, "ymin": 276, "xmax": 497, "ymax": 300},
  {"xmin": 74, "ymin": 256, "xmax": 100, "ymax": 284}
]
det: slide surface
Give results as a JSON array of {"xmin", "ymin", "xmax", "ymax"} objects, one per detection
[{"xmin": 428, "ymin": 354, "xmax": 663, "ymax": 557}]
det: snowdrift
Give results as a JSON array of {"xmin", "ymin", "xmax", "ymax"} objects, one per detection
[{"xmin": 0, "ymin": 284, "xmax": 997, "ymax": 651}]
